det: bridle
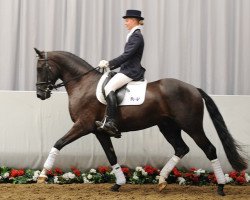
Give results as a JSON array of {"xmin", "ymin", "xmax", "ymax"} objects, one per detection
[
  {"xmin": 36, "ymin": 52, "xmax": 100, "ymax": 93},
  {"xmin": 36, "ymin": 52, "xmax": 54, "ymax": 94}
]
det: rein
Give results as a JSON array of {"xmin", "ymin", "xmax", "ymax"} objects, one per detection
[
  {"xmin": 53, "ymin": 66, "xmax": 100, "ymax": 89},
  {"xmin": 36, "ymin": 52, "xmax": 100, "ymax": 91}
]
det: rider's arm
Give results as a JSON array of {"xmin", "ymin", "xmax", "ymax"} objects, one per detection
[{"xmin": 108, "ymin": 32, "xmax": 143, "ymax": 69}]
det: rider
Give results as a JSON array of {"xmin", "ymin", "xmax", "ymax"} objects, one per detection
[{"xmin": 96, "ymin": 10, "xmax": 146, "ymax": 137}]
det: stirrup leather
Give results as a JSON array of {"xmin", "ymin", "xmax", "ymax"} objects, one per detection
[{"xmin": 100, "ymin": 115, "xmax": 108, "ymax": 128}]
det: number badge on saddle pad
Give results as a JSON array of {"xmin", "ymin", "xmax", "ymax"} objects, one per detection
[{"xmin": 96, "ymin": 72, "xmax": 148, "ymax": 106}]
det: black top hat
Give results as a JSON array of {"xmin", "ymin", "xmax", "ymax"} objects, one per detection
[{"xmin": 123, "ymin": 10, "xmax": 144, "ymax": 20}]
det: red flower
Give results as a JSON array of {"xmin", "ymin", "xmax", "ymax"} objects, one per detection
[
  {"xmin": 236, "ymin": 176, "xmax": 246, "ymax": 185},
  {"xmin": 144, "ymin": 165, "xmax": 159, "ymax": 175},
  {"xmin": 10, "ymin": 169, "xmax": 18, "ymax": 177},
  {"xmin": 18, "ymin": 169, "xmax": 25, "ymax": 176},
  {"xmin": 229, "ymin": 171, "xmax": 238, "ymax": 180},
  {"xmin": 71, "ymin": 166, "xmax": 81, "ymax": 177},
  {"xmin": 192, "ymin": 174, "xmax": 199, "ymax": 183},
  {"xmin": 240, "ymin": 171, "xmax": 246, "ymax": 177},
  {"xmin": 74, "ymin": 169, "xmax": 81, "ymax": 177},
  {"xmin": 185, "ymin": 173, "xmax": 193, "ymax": 178},
  {"xmin": 98, "ymin": 166, "xmax": 109, "ymax": 174},
  {"xmin": 10, "ymin": 169, "xmax": 25, "ymax": 177},
  {"xmin": 172, "ymin": 167, "xmax": 182, "ymax": 177},
  {"xmin": 54, "ymin": 168, "xmax": 63, "ymax": 175},
  {"xmin": 190, "ymin": 168, "xmax": 197, "ymax": 172},
  {"xmin": 208, "ymin": 173, "xmax": 217, "ymax": 183},
  {"xmin": 47, "ymin": 170, "xmax": 53, "ymax": 176},
  {"xmin": 121, "ymin": 167, "xmax": 130, "ymax": 175}
]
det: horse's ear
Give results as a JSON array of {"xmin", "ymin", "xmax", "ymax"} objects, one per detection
[{"xmin": 34, "ymin": 48, "xmax": 43, "ymax": 58}]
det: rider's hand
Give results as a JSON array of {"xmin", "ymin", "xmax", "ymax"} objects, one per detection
[{"xmin": 98, "ymin": 60, "xmax": 109, "ymax": 68}]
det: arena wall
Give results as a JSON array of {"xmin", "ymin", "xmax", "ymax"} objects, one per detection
[{"xmin": 0, "ymin": 91, "xmax": 249, "ymax": 172}]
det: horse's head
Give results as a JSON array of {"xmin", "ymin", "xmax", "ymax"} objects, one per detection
[{"xmin": 34, "ymin": 48, "xmax": 59, "ymax": 100}]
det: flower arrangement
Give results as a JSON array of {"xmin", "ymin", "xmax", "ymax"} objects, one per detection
[
  {"xmin": 0, "ymin": 165, "xmax": 249, "ymax": 185},
  {"xmin": 130, "ymin": 165, "xmax": 160, "ymax": 184}
]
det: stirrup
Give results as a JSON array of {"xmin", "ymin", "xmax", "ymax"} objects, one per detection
[
  {"xmin": 95, "ymin": 115, "xmax": 108, "ymax": 129},
  {"xmin": 103, "ymin": 127, "xmax": 121, "ymax": 138},
  {"xmin": 99, "ymin": 124, "xmax": 121, "ymax": 138},
  {"xmin": 95, "ymin": 118, "xmax": 121, "ymax": 138}
]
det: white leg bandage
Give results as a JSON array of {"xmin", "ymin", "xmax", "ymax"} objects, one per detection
[
  {"xmin": 112, "ymin": 163, "xmax": 126, "ymax": 185},
  {"xmin": 43, "ymin": 147, "xmax": 60, "ymax": 171},
  {"xmin": 160, "ymin": 155, "xmax": 181, "ymax": 179},
  {"xmin": 40, "ymin": 168, "xmax": 47, "ymax": 176},
  {"xmin": 211, "ymin": 159, "xmax": 226, "ymax": 184}
]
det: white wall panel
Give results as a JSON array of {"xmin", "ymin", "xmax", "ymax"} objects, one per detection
[{"xmin": 0, "ymin": 91, "xmax": 249, "ymax": 172}]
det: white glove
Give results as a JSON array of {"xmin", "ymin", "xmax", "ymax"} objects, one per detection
[{"xmin": 98, "ymin": 60, "xmax": 109, "ymax": 68}]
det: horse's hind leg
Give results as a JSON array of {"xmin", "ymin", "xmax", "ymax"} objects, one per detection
[
  {"xmin": 95, "ymin": 131, "xmax": 126, "ymax": 192},
  {"xmin": 157, "ymin": 119, "xmax": 189, "ymax": 191},
  {"xmin": 185, "ymin": 125, "xmax": 226, "ymax": 196}
]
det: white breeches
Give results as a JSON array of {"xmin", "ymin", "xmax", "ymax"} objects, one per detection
[{"xmin": 104, "ymin": 73, "xmax": 133, "ymax": 96}]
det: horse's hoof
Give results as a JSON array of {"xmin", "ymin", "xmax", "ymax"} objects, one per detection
[
  {"xmin": 217, "ymin": 184, "xmax": 226, "ymax": 196},
  {"xmin": 158, "ymin": 182, "xmax": 167, "ymax": 192},
  {"xmin": 217, "ymin": 190, "xmax": 226, "ymax": 196},
  {"xmin": 110, "ymin": 184, "xmax": 121, "ymax": 192},
  {"xmin": 37, "ymin": 176, "xmax": 47, "ymax": 184}
]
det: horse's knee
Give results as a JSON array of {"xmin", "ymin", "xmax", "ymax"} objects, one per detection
[
  {"xmin": 175, "ymin": 145, "xmax": 189, "ymax": 158},
  {"xmin": 205, "ymin": 145, "xmax": 217, "ymax": 160}
]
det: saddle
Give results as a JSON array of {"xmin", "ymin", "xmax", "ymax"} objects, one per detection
[
  {"xmin": 102, "ymin": 71, "xmax": 131, "ymax": 104},
  {"xmin": 96, "ymin": 72, "xmax": 147, "ymax": 106}
]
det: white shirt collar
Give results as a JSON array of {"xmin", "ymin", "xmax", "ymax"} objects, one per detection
[{"xmin": 126, "ymin": 25, "xmax": 142, "ymax": 42}]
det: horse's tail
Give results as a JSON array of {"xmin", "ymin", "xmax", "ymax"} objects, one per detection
[{"xmin": 197, "ymin": 88, "xmax": 247, "ymax": 172}]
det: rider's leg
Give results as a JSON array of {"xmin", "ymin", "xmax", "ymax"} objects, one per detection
[
  {"xmin": 96, "ymin": 73, "xmax": 132, "ymax": 137},
  {"xmin": 104, "ymin": 73, "xmax": 133, "ymax": 97}
]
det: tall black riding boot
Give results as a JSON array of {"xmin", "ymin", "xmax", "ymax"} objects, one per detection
[{"xmin": 95, "ymin": 91, "xmax": 121, "ymax": 138}]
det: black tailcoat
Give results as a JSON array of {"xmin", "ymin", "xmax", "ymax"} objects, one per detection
[{"xmin": 109, "ymin": 29, "xmax": 145, "ymax": 81}]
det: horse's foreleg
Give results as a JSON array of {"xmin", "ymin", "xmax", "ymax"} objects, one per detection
[
  {"xmin": 38, "ymin": 121, "xmax": 85, "ymax": 183},
  {"xmin": 95, "ymin": 131, "xmax": 126, "ymax": 191}
]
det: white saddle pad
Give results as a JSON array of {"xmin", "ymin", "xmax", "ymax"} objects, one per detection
[{"xmin": 96, "ymin": 72, "xmax": 147, "ymax": 106}]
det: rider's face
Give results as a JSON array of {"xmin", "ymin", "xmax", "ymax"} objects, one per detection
[{"xmin": 124, "ymin": 18, "xmax": 139, "ymax": 30}]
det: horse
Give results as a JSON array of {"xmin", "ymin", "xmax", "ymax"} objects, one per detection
[{"xmin": 34, "ymin": 48, "xmax": 247, "ymax": 196}]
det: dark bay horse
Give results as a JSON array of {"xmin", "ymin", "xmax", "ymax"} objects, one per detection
[{"xmin": 34, "ymin": 49, "xmax": 247, "ymax": 195}]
